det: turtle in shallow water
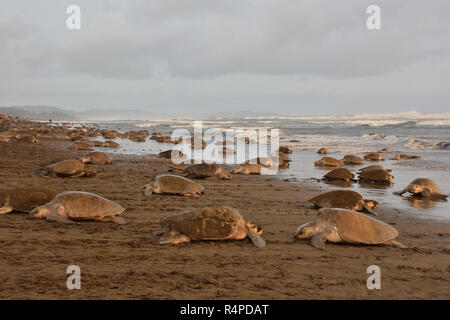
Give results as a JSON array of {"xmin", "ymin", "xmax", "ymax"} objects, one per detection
[
  {"xmin": 43, "ymin": 159, "xmax": 96, "ymax": 177},
  {"xmin": 394, "ymin": 178, "xmax": 447, "ymax": 200},
  {"xmin": 342, "ymin": 155, "xmax": 364, "ymax": 165},
  {"xmin": 358, "ymin": 165, "xmax": 392, "ymax": 174},
  {"xmin": 314, "ymin": 157, "xmax": 344, "ymax": 167},
  {"xmin": 307, "ymin": 190, "xmax": 378, "ymax": 215},
  {"xmin": 294, "ymin": 208, "xmax": 406, "ymax": 249},
  {"xmin": 279, "ymin": 146, "xmax": 292, "ymax": 154},
  {"xmin": 0, "ymin": 187, "xmax": 58, "ymax": 214},
  {"xmin": 30, "ymin": 191, "xmax": 126, "ymax": 224},
  {"xmin": 184, "ymin": 163, "xmax": 231, "ymax": 180},
  {"xmin": 102, "ymin": 140, "xmax": 120, "ymax": 148},
  {"xmin": 364, "ymin": 153, "xmax": 385, "ymax": 161},
  {"xmin": 317, "ymin": 148, "xmax": 329, "ymax": 154},
  {"xmin": 80, "ymin": 151, "xmax": 112, "ymax": 165},
  {"xmin": 159, "ymin": 149, "xmax": 184, "ymax": 159},
  {"xmin": 323, "ymin": 168, "xmax": 355, "ymax": 181},
  {"xmin": 392, "ymin": 154, "xmax": 421, "ymax": 160},
  {"xmin": 358, "ymin": 169, "xmax": 393, "ymax": 184},
  {"xmin": 142, "ymin": 174, "xmax": 204, "ymax": 196},
  {"xmin": 154, "ymin": 206, "xmax": 265, "ymax": 247}
]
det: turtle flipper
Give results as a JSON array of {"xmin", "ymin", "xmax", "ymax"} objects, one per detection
[
  {"xmin": 152, "ymin": 230, "xmax": 165, "ymax": 236},
  {"xmin": 363, "ymin": 204, "xmax": 378, "ymax": 216},
  {"xmin": 386, "ymin": 240, "xmax": 407, "ymax": 249},
  {"xmin": 159, "ymin": 232, "xmax": 191, "ymax": 245},
  {"xmin": 0, "ymin": 205, "xmax": 13, "ymax": 215},
  {"xmin": 47, "ymin": 212, "xmax": 75, "ymax": 224},
  {"xmin": 393, "ymin": 188, "xmax": 407, "ymax": 196},
  {"xmin": 112, "ymin": 216, "xmax": 127, "ymax": 224},
  {"xmin": 247, "ymin": 230, "xmax": 266, "ymax": 248},
  {"xmin": 310, "ymin": 230, "xmax": 333, "ymax": 249}
]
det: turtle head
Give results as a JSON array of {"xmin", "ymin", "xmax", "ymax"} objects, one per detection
[
  {"xmin": 221, "ymin": 171, "xmax": 232, "ymax": 180},
  {"xmin": 294, "ymin": 221, "xmax": 318, "ymax": 240},
  {"xmin": 409, "ymin": 184, "xmax": 423, "ymax": 194},
  {"xmin": 30, "ymin": 204, "xmax": 50, "ymax": 218},
  {"xmin": 246, "ymin": 222, "xmax": 263, "ymax": 235},
  {"xmin": 80, "ymin": 156, "xmax": 90, "ymax": 163},
  {"xmin": 364, "ymin": 199, "xmax": 379, "ymax": 209},
  {"xmin": 388, "ymin": 174, "xmax": 394, "ymax": 182},
  {"xmin": 141, "ymin": 183, "xmax": 154, "ymax": 196}
]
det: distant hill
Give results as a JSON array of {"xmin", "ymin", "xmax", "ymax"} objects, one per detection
[
  {"xmin": 0, "ymin": 106, "xmax": 76, "ymax": 120},
  {"xmin": 0, "ymin": 106, "xmax": 154, "ymax": 121}
]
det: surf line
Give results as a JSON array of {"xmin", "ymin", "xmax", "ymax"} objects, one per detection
[{"xmin": 179, "ymin": 304, "xmax": 215, "ymax": 318}]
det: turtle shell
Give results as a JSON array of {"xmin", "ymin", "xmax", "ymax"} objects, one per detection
[
  {"xmin": 154, "ymin": 174, "xmax": 204, "ymax": 194},
  {"xmin": 308, "ymin": 190, "xmax": 363, "ymax": 209},
  {"xmin": 234, "ymin": 163, "xmax": 263, "ymax": 174},
  {"xmin": 0, "ymin": 187, "xmax": 58, "ymax": 213},
  {"xmin": 86, "ymin": 151, "xmax": 111, "ymax": 164},
  {"xmin": 343, "ymin": 155, "xmax": 364, "ymax": 165},
  {"xmin": 50, "ymin": 191, "xmax": 125, "ymax": 219},
  {"xmin": 103, "ymin": 140, "xmax": 120, "ymax": 148},
  {"xmin": 185, "ymin": 163, "xmax": 222, "ymax": 177},
  {"xmin": 46, "ymin": 159, "xmax": 86, "ymax": 176},
  {"xmin": 161, "ymin": 207, "xmax": 246, "ymax": 240},
  {"xmin": 364, "ymin": 153, "xmax": 384, "ymax": 161},
  {"xmin": 319, "ymin": 208, "xmax": 398, "ymax": 244},
  {"xmin": 70, "ymin": 141, "xmax": 93, "ymax": 150},
  {"xmin": 358, "ymin": 165, "xmax": 387, "ymax": 173},
  {"xmin": 315, "ymin": 157, "xmax": 343, "ymax": 167},
  {"xmin": 359, "ymin": 169, "xmax": 392, "ymax": 182},
  {"xmin": 324, "ymin": 168, "xmax": 354, "ymax": 181}
]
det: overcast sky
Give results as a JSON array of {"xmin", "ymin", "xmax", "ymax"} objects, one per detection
[{"xmin": 0, "ymin": 0, "xmax": 449, "ymax": 116}]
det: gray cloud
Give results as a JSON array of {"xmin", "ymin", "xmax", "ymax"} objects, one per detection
[{"xmin": 0, "ymin": 0, "xmax": 449, "ymax": 114}]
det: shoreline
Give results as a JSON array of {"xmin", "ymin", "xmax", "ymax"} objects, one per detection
[{"xmin": 0, "ymin": 124, "xmax": 449, "ymax": 299}]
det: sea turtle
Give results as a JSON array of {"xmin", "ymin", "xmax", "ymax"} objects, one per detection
[
  {"xmin": 103, "ymin": 140, "xmax": 120, "ymax": 148},
  {"xmin": 314, "ymin": 157, "xmax": 344, "ymax": 167},
  {"xmin": 184, "ymin": 163, "xmax": 231, "ymax": 180},
  {"xmin": 358, "ymin": 165, "xmax": 392, "ymax": 174},
  {"xmin": 0, "ymin": 187, "xmax": 58, "ymax": 214},
  {"xmin": 323, "ymin": 168, "xmax": 355, "ymax": 181},
  {"xmin": 394, "ymin": 178, "xmax": 447, "ymax": 200},
  {"xmin": 30, "ymin": 191, "xmax": 126, "ymax": 224},
  {"xmin": 154, "ymin": 206, "xmax": 265, "ymax": 247},
  {"xmin": 0, "ymin": 135, "xmax": 10, "ymax": 143},
  {"xmin": 307, "ymin": 190, "xmax": 378, "ymax": 215},
  {"xmin": 43, "ymin": 159, "xmax": 96, "ymax": 177},
  {"xmin": 364, "ymin": 153, "xmax": 385, "ymax": 161},
  {"xmin": 279, "ymin": 146, "xmax": 292, "ymax": 154},
  {"xmin": 18, "ymin": 134, "xmax": 38, "ymax": 143},
  {"xmin": 80, "ymin": 151, "xmax": 112, "ymax": 165},
  {"xmin": 159, "ymin": 149, "xmax": 184, "ymax": 159},
  {"xmin": 142, "ymin": 174, "xmax": 204, "ymax": 196},
  {"xmin": 317, "ymin": 148, "xmax": 329, "ymax": 154},
  {"xmin": 231, "ymin": 163, "xmax": 268, "ymax": 175},
  {"xmin": 342, "ymin": 155, "xmax": 364, "ymax": 165},
  {"xmin": 358, "ymin": 169, "xmax": 393, "ymax": 184},
  {"xmin": 392, "ymin": 154, "xmax": 421, "ymax": 160},
  {"xmin": 295, "ymin": 208, "xmax": 406, "ymax": 249},
  {"xmin": 69, "ymin": 141, "xmax": 93, "ymax": 150}
]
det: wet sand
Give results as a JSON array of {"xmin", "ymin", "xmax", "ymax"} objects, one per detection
[{"xmin": 0, "ymin": 137, "xmax": 449, "ymax": 299}]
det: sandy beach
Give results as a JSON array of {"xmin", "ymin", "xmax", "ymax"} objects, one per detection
[{"xmin": 0, "ymin": 125, "xmax": 449, "ymax": 300}]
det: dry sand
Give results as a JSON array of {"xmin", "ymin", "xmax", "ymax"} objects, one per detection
[{"xmin": 0, "ymin": 137, "xmax": 449, "ymax": 299}]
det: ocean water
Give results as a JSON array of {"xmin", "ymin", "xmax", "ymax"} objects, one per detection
[{"xmin": 69, "ymin": 112, "xmax": 450, "ymax": 221}]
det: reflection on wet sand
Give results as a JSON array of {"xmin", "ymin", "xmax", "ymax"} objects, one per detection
[
  {"xmin": 404, "ymin": 196, "xmax": 446, "ymax": 209},
  {"xmin": 323, "ymin": 180, "xmax": 353, "ymax": 188},
  {"xmin": 358, "ymin": 181, "xmax": 393, "ymax": 190}
]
